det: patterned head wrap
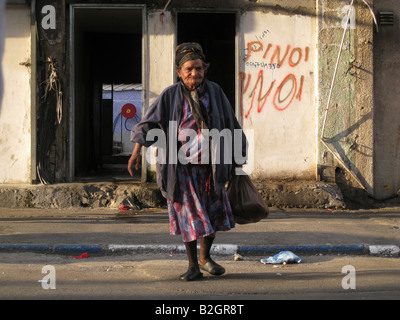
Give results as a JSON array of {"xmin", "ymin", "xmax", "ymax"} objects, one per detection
[{"xmin": 175, "ymin": 42, "xmax": 207, "ymax": 68}]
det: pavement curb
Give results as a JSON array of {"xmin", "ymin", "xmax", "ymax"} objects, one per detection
[
  {"xmin": 0, "ymin": 244, "xmax": 399, "ymax": 257},
  {"xmin": 237, "ymin": 244, "xmax": 368, "ymax": 256},
  {"xmin": 0, "ymin": 245, "xmax": 103, "ymax": 255}
]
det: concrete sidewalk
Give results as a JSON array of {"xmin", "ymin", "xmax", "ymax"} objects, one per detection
[{"xmin": 0, "ymin": 206, "xmax": 399, "ymax": 258}]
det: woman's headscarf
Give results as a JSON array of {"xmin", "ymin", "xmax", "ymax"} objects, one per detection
[{"xmin": 175, "ymin": 42, "xmax": 207, "ymax": 68}]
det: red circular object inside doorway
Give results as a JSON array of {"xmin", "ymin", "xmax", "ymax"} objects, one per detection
[{"xmin": 122, "ymin": 104, "xmax": 137, "ymax": 119}]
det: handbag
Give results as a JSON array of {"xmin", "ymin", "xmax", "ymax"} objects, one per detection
[{"xmin": 227, "ymin": 174, "xmax": 269, "ymax": 225}]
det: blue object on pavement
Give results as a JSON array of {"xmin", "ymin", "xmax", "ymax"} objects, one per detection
[{"xmin": 261, "ymin": 251, "xmax": 302, "ymax": 264}]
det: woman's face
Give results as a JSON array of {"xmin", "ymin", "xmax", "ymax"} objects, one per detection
[{"xmin": 177, "ymin": 59, "xmax": 206, "ymax": 91}]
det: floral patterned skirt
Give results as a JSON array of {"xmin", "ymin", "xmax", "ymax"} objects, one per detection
[{"xmin": 167, "ymin": 164, "xmax": 235, "ymax": 243}]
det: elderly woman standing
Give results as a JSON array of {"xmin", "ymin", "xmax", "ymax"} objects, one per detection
[{"xmin": 128, "ymin": 43, "xmax": 247, "ymax": 281}]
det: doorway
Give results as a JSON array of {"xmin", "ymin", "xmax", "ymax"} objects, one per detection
[
  {"xmin": 177, "ymin": 12, "xmax": 237, "ymax": 107},
  {"xmin": 70, "ymin": 6, "xmax": 144, "ymax": 181}
]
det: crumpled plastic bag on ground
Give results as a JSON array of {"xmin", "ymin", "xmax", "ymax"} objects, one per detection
[{"xmin": 260, "ymin": 251, "xmax": 302, "ymax": 264}]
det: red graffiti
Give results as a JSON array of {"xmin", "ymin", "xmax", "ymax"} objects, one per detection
[
  {"xmin": 273, "ymin": 73, "xmax": 297, "ymax": 111},
  {"xmin": 241, "ymin": 41, "xmax": 310, "ymax": 117},
  {"xmin": 244, "ymin": 42, "xmax": 309, "ymax": 67},
  {"xmin": 240, "ymin": 71, "xmax": 304, "ymax": 116}
]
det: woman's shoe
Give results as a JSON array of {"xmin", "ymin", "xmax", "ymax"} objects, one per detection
[
  {"xmin": 179, "ymin": 267, "xmax": 203, "ymax": 281},
  {"xmin": 199, "ymin": 260, "xmax": 225, "ymax": 276}
]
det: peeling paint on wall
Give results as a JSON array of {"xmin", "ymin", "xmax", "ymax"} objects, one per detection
[
  {"xmin": 317, "ymin": 0, "xmax": 374, "ymax": 198},
  {"xmin": 0, "ymin": 6, "xmax": 32, "ymax": 184}
]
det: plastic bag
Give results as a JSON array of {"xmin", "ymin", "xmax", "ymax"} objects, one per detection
[
  {"xmin": 260, "ymin": 251, "xmax": 302, "ymax": 264},
  {"xmin": 227, "ymin": 174, "xmax": 269, "ymax": 225}
]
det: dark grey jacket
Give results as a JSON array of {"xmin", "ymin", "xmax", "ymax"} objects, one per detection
[{"xmin": 131, "ymin": 80, "xmax": 247, "ymax": 201}]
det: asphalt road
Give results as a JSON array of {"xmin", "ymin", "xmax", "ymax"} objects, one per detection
[
  {"xmin": 0, "ymin": 206, "xmax": 399, "ymax": 306},
  {"xmin": 0, "ymin": 252, "xmax": 399, "ymax": 301}
]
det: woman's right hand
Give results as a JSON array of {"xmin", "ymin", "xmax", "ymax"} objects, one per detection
[{"xmin": 128, "ymin": 143, "xmax": 143, "ymax": 177}]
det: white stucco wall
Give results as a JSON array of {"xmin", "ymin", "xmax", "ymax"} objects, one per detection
[
  {"xmin": 0, "ymin": 0, "xmax": 5, "ymax": 111},
  {"xmin": 146, "ymin": 11, "xmax": 175, "ymax": 171},
  {"xmin": 240, "ymin": 11, "xmax": 317, "ymax": 180},
  {"xmin": 148, "ymin": 10, "xmax": 175, "ymax": 104},
  {"xmin": 0, "ymin": 6, "xmax": 32, "ymax": 183}
]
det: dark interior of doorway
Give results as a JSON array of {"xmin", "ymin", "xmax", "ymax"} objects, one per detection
[
  {"xmin": 177, "ymin": 12, "xmax": 236, "ymax": 107},
  {"xmin": 74, "ymin": 9, "xmax": 142, "ymax": 181}
]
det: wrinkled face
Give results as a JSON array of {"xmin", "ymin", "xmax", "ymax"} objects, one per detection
[{"xmin": 176, "ymin": 59, "xmax": 206, "ymax": 91}]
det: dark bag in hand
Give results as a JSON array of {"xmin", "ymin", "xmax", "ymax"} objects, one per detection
[{"xmin": 227, "ymin": 174, "xmax": 269, "ymax": 225}]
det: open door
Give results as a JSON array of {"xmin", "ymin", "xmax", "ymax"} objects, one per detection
[
  {"xmin": 177, "ymin": 12, "xmax": 237, "ymax": 107},
  {"xmin": 71, "ymin": 6, "xmax": 144, "ymax": 181}
]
